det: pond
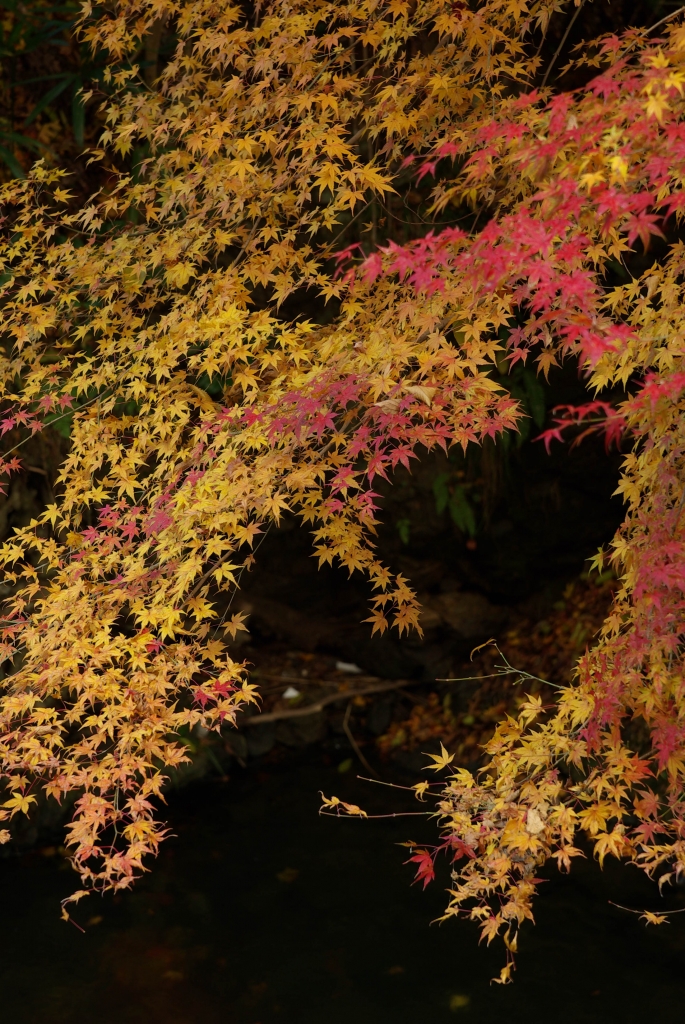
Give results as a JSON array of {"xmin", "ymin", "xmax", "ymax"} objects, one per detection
[{"xmin": 1, "ymin": 749, "xmax": 684, "ymax": 1024}]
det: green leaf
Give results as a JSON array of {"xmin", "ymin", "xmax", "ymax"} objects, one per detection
[
  {"xmin": 449, "ymin": 486, "xmax": 476, "ymax": 538},
  {"xmin": 24, "ymin": 74, "xmax": 76, "ymax": 126},
  {"xmin": 0, "ymin": 130, "xmax": 49, "ymax": 153},
  {"xmin": 516, "ymin": 416, "xmax": 531, "ymax": 444},
  {"xmin": 396, "ymin": 517, "xmax": 411, "ymax": 545},
  {"xmin": 522, "ymin": 369, "xmax": 546, "ymax": 429},
  {"xmin": 432, "ymin": 471, "xmax": 450, "ymax": 514},
  {"xmin": 72, "ymin": 90, "xmax": 85, "ymax": 148},
  {"xmin": 44, "ymin": 409, "xmax": 73, "ymax": 439},
  {"xmin": 0, "ymin": 146, "xmax": 24, "ymax": 178}
]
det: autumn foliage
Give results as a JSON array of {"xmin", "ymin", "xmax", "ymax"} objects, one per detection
[{"xmin": 0, "ymin": 0, "xmax": 685, "ymax": 961}]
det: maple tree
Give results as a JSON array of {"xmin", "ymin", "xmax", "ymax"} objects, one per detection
[
  {"xmin": 372, "ymin": 6, "xmax": 685, "ymax": 982},
  {"xmin": 0, "ymin": 0, "xmax": 684, "ymax": 961}
]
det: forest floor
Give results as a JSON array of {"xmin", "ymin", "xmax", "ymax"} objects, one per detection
[{"xmin": 184, "ymin": 571, "xmax": 617, "ymax": 784}]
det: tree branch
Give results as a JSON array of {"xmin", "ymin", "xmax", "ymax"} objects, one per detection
[
  {"xmin": 240, "ymin": 676, "xmax": 419, "ymax": 726},
  {"xmin": 541, "ymin": 0, "xmax": 587, "ymax": 89}
]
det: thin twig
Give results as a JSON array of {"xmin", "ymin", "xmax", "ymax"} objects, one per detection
[
  {"xmin": 3, "ymin": 388, "xmax": 111, "ymax": 459},
  {"xmin": 413, "ymin": 315, "xmax": 451, "ymax": 348},
  {"xmin": 210, "ymin": 521, "xmax": 273, "ymax": 640},
  {"xmin": 184, "ymin": 549, "xmax": 237, "ymax": 605},
  {"xmin": 435, "ymin": 670, "xmax": 514, "ymax": 683},
  {"xmin": 343, "ymin": 701, "xmax": 379, "ymax": 778},
  {"xmin": 671, "ymin": 481, "xmax": 685, "ymax": 536},
  {"xmin": 609, "ymin": 901, "xmax": 685, "ymax": 916},
  {"xmin": 603, "ymin": 5, "xmax": 685, "ymax": 64},
  {"xmin": 319, "ymin": 810, "xmax": 431, "ymax": 819},
  {"xmin": 437, "ymin": 664, "xmax": 560, "ymax": 689},
  {"xmin": 541, "ymin": 0, "xmax": 587, "ymax": 89},
  {"xmin": 642, "ymin": 5, "xmax": 685, "ymax": 40},
  {"xmin": 356, "ymin": 774, "xmax": 441, "ymax": 793}
]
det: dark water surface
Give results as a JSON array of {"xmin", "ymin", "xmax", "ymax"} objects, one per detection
[{"xmin": 2, "ymin": 752, "xmax": 684, "ymax": 1024}]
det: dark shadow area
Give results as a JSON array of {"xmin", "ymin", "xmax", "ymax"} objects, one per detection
[
  {"xmin": 1, "ymin": 752, "xmax": 684, "ymax": 1024},
  {"xmin": 233, "ymin": 362, "xmax": 624, "ymax": 682}
]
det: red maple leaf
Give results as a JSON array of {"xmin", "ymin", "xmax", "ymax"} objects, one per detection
[{"xmin": 405, "ymin": 849, "xmax": 436, "ymax": 888}]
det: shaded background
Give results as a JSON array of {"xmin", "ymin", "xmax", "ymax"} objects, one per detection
[
  {"xmin": 2, "ymin": 753, "xmax": 685, "ymax": 1024},
  {"xmin": 1, "ymin": 3, "xmax": 684, "ymax": 1021}
]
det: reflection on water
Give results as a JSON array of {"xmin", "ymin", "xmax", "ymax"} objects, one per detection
[{"xmin": 1, "ymin": 751, "xmax": 684, "ymax": 1024}]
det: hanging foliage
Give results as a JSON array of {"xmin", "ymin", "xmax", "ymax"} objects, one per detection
[
  {"xmin": 361, "ymin": 9, "xmax": 685, "ymax": 982},
  {"xmin": 1, "ymin": 0, "xmax": 684, "ymax": 956}
]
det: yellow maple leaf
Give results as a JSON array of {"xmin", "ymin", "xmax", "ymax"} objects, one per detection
[
  {"xmin": 640, "ymin": 911, "xmax": 668, "ymax": 926},
  {"xmin": 3, "ymin": 793, "xmax": 37, "ymax": 817},
  {"xmin": 424, "ymin": 743, "xmax": 454, "ymax": 772}
]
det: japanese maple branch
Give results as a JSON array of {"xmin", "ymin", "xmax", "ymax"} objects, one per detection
[
  {"xmin": 240, "ymin": 653, "xmax": 534, "ymax": 727},
  {"xmin": 541, "ymin": 0, "xmax": 586, "ymax": 89},
  {"xmin": 437, "ymin": 647, "xmax": 560, "ymax": 690},
  {"xmin": 343, "ymin": 700, "xmax": 379, "ymax": 778},
  {"xmin": 240, "ymin": 676, "xmax": 422, "ymax": 725},
  {"xmin": 319, "ymin": 810, "xmax": 431, "ymax": 819},
  {"xmin": 643, "ymin": 5, "xmax": 685, "ymax": 39},
  {"xmin": 183, "ymin": 549, "xmax": 238, "ymax": 605}
]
